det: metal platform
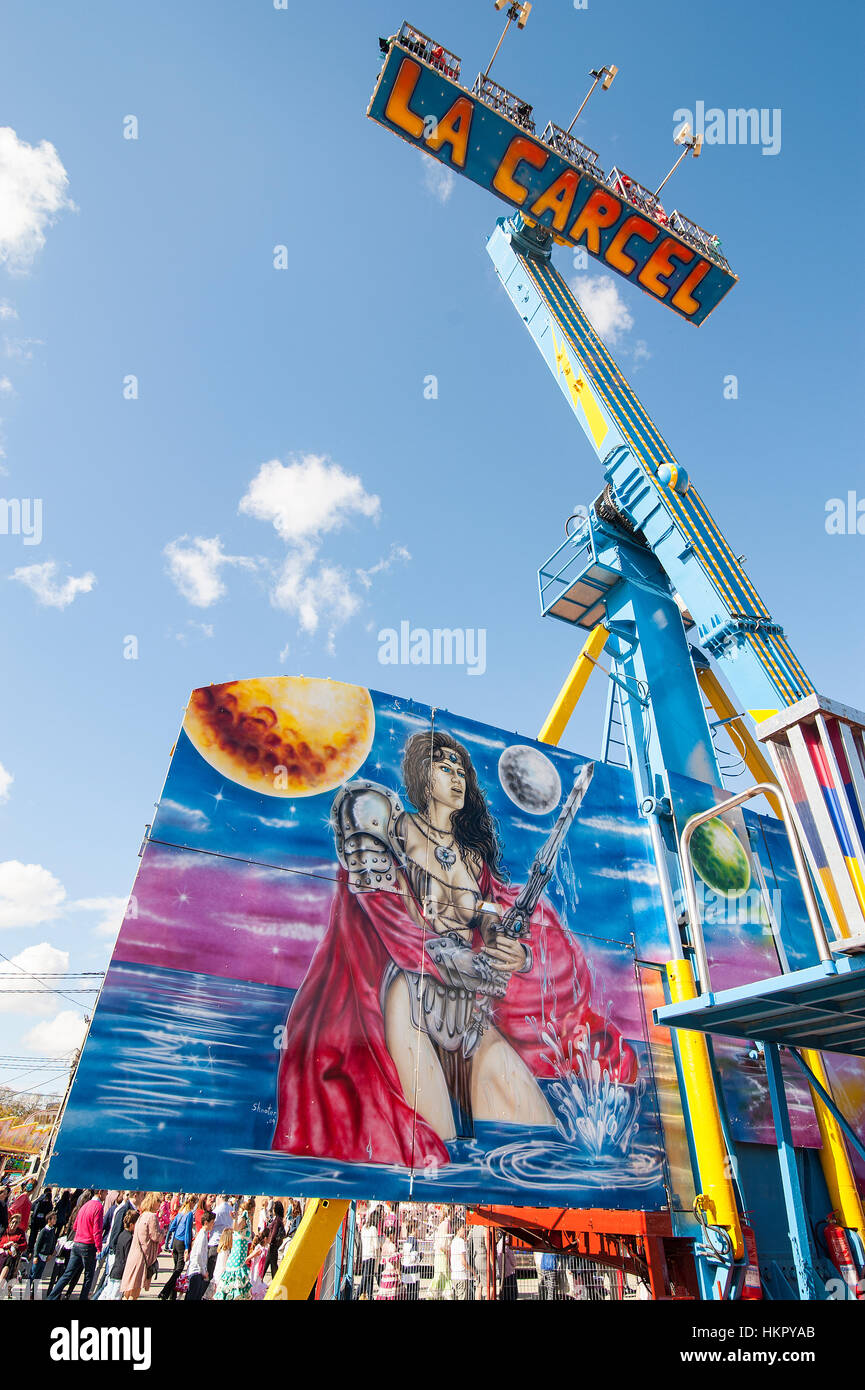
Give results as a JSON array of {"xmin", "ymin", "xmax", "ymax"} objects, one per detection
[{"xmin": 655, "ymin": 954, "xmax": 865, "ymax": 1055}]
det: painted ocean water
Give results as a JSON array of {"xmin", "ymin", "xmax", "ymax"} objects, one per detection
[{"xmin": 49, "ymin": 961, "xmax": 667, "ymax": 1209}]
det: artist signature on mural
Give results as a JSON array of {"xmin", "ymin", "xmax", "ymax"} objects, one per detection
[{"xmin": 252, "ymin": 1102, "xmax": 278, "ymax": 1121}]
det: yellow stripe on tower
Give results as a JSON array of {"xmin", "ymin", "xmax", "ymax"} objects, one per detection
[{"xmin": 551, "ymin": 327, "xmax": 609, "ymax": 450}]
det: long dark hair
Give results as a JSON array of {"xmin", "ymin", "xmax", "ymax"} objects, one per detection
[{"xmin": 402, "ymin": 730, "xmax": 507, "ymax": 879}]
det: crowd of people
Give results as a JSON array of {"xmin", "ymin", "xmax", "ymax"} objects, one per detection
[
  {"xmin": 354, "ymin": 1201, "xmax": 509, "ymax": 1301},
  {"xmin": 0, "ymin": 1177, "xmax": 303, "ymax": 1302},
  {"xmin": 0, "ymin": 1177, "xmax": 644, "ymax": 1301}
]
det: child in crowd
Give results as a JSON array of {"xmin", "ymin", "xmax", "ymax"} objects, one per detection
[{"xmin": 99, "ymin": 1210, "xmax": 139, "ymax": 1301}]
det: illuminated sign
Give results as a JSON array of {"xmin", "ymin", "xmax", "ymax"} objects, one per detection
[{"xmin": 368, "ymin": 47, "xmax": 737, "ymax": 325}]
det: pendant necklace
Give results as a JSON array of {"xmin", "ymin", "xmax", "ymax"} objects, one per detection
[{"xmin": 417, "ymin": 813, "xmax": 458, "ymax": 870}]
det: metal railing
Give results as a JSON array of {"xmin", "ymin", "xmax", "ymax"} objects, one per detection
[
  {"xmin": 396, "ymin": 22, "xmax": 461, "ymax": 81},
  {"xmin": 605, "ymin": 170, "xmax": 731, "ymax": 272},
  {"xmin": 679, "ymin": 782, "xmax": 831, "ymax": 997},
  {"xmin": 541, "ymin": 122, "xmax": 604, "ymax": 179},
  {"xmin": 668, "ymin": 210, "xmax": 730, "ymax": 271},
  {"xmin": 472, "ymin": 73, "xmax": 535, "ymax": 133},
  {"xmin": 606, "ymin": 167, "xmax": 670, "ymax": 225}
]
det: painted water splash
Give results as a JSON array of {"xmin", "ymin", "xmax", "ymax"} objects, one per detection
[
  {"xmin": 534, "ymin": 1016, "xmax": 645, "ymax": 1158},
  {"xmin": 57, "ymin": 960, "xmax": 666, "ymax": 1204}
]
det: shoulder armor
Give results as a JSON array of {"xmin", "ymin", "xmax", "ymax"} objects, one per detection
[{"xmin": 331, "ymin": 780, "xmax": 406, "ymax": 893}]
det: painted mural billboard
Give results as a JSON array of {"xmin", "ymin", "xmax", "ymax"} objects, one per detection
[
  {"xmin": 49, "ymin": 677, "xmax": 668, "ymax": 1208},
  {"xmin": 367, "ymin": 41, "xmax": 737, "ymax": 325}
]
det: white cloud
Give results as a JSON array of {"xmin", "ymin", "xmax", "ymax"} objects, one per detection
[
  {"xmin": 632, "ymin": 339, "xmax": 651, "ymax": 366},
  {"xmin": 0, "ymin": 126, "xmax": 74, "ymax": 272},
  {"xmin": 0, "ymin": 860, "xmax": 65, "ymax": 929},
  {"xmin": 272, "ymin": 554, "xmax": 362, "ymax": 636},
  {"xmin": 171, "ymin": 618, "xmax": 215, "ymax": 644},
  {"xmin": 239, "ymin": 455, "xmax": 384, "ymax": 641},
  {"xmin": 11, "ymin": 560, "xmax": 96, "ymax": 609},
  {"xmin": 422, "ymin": 159, "xmax": 455, "ymax": 204},
  {"xmin": 278, "ymin": 642, "xmax": 290, "ymax": 664},
  {"xmin": 356, "ymin": 543, "xmax": 411, "ymax": 590},
  {"xmin": 166, "ymin": 454, "xmax": 396, "ymax": 646},
  {"xmin": 0, "ymin": 377, "xmax": 13, "ymax": 396},
  {"xmin": 4, "ymin": 337, "xmax": 43, "ymax": 361},
  {"xmin": 71, "ymin": 896, "xmax": 127, "ymax": 941},
  {"xmin": 240, "ymin": 455, "xmax": 380, "ymax": 545},
  {"xmin": 571, "ymin": 273, "xmax": 634, "ymax": 345},
  {"xmin": 163, "ymin": 536, "xmax": 256, "ymax": 608},
  {"xmin": 23, "ymin": 1008, "xmax": 87, "ymax": 1056},
  {"xmin": 0, "ymin": 302, "xmax": 17, "ymax": 320},
  {"xmin": 0, "ymin": 941, "xmax": 70, "ymax": 1016},
  {"xmin": 0, "ymin": 760, "xmax": 12, "ymax": 802}
]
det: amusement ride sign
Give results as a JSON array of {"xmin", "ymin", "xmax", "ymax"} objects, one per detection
[{"xmin": 368, "ymin": 44, "xmax": 737, "ymax": 326}]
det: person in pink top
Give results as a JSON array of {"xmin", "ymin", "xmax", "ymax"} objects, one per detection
[{"xmin": 46, "ymin": 1188, "xmax": 106, "ymax": 1301}]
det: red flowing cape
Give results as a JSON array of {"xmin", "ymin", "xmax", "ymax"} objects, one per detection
[{"xmin": 271, "ymin": 865, "xmax": 636, "ymax": 1168}]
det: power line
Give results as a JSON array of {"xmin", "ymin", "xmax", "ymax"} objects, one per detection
[
  {"xmin": 0, "ymin": 1060, "xmax": 75, "ymax": 1082},
  {"xmin": 0, "ymin": 1056, "xmax": 76, "ymax": 1066},
  {"xmin": 0, "ymin": 987, "xmax": 99, "ymax": 994},
  {"xmin": 0, "ymin": 948, "xmax": 92, "ymax": 1014},
  {"xmin": 0, "ymin": 1068, "xmax": 56, "ymax": 1088},
  {"xmin": 0, "ymin": 973, "xmax": 104, "ymax": 984},
  {"xmin": 0, "ymin": 1071, "xmax": 70, "ymax": 1098}
]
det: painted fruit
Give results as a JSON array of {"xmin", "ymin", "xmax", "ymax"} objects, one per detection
[{"xmin": 690, "ymin": 817, "xmax": 750, "ymax": 895}]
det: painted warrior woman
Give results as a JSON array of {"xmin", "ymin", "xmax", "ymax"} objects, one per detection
[{"xmin": 271, "ymin": 731, "xmax": 635, "ymax": 1169}]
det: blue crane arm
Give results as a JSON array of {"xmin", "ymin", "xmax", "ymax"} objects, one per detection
[{"xmin": 487, "ymin": 217, "xmax": 813, "ymax": 722}]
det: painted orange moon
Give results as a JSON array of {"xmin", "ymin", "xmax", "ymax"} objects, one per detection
[{"xmin": 183, "ymin": 676, "xmax": 375, "ymax": 797}]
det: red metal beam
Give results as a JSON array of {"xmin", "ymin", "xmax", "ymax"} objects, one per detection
[{"xmin": 469, "ymin": 1206, "xmax": 674, "ymax": 1239}]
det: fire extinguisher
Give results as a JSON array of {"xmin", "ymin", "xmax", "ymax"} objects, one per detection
[
  {"xmin": 740, "ymin": 1224, "xmax": 762, "ymax": 1301},
  {"xmin": 823, "ymin": 1219, "xmax": 864, "ymax": 1299}
]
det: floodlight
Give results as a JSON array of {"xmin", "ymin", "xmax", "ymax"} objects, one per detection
[
  {"xmin": 567, "ymin": 64, "xmax": 619, "ymax": 134},
  {"xmin": 485, "ymin": 2, "xmax": 532, "ymax": 78},
  {"xmin": 656, "ymin": 125, "xmax": 703, "ymax": 197}
]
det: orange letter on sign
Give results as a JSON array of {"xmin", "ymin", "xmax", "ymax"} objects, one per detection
[
  {"xmin": 384, "ymin": 59, "xmax": 425, "ymax": 139},
  {"xmin": 672, "ymin": 259, "xmax": 712, "ymax": 316},
  {"xmin": 605, "ymin": 215, "xmax": 659, "ymax": 275},
  {"xmin": 638, "ymin": 238, "xmax": 694, "ymax": 300},
  {"xmin": 529, "ymin": 170, "xmax": 581, "ymax": 232},
  {"xmin": 493, "ymin": 137, "xmax": 549, "ymax": 206},
  {"xmin": 426, "ymin": 96, "xmax": 473, "ymax": 168},
  {"xmin": 569, "ymin": 190, "xmax": 622, "ymax": 254}
]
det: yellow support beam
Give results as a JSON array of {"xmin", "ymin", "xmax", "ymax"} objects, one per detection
[
  {"xmin": 539, "ymin": 627, "xmax": 745, "ymax": 1261},
  {"xmin": 801, "ymin": 1048, "xmax": 865, "ymax": 1243},
  {"xmin": 666, "ymin": 958, "xmax": 744, "ymax": 1261},
  {"xmin": 538, "ymin": 623, "xmax": 609, "ymax": 745},
  {"xmin": 264, "ymin": 1198, "xmax": 350, "ymax": 1301},
  {"xmin": 695, "ymin": 664, "xmax": 777, "ymax": 789}
]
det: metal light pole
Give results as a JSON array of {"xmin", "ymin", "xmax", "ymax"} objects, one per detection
[
  {"xmin": 485, "ymin": 1, "xmax": 532, "ymax": 79},
  {"xmin": 566, "ymin": 64, "xmax": 618, "ymax": 134},
  {"xmin": 656, "ymin": 124, "xmax": 702, "ymax": 197}
]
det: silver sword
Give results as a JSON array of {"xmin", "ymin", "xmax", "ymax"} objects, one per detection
[{"xmin": 481, "ymin": 759, "xmax": 595, "ymax": 945}]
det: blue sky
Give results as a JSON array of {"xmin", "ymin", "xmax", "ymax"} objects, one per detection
[{"xmin": 0, "ymin": 0, "xmax": 863, "ymax": 1080}]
